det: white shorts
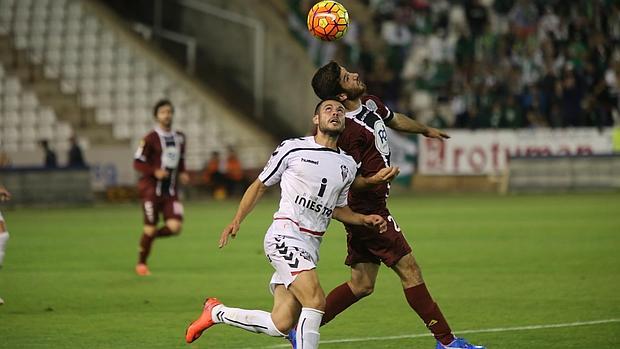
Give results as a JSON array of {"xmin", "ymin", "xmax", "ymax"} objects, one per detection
[{"xmin": 264, "ymin": 221, "xmax": 318, "ymax": 294}]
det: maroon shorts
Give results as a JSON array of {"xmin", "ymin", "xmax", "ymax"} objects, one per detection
[
  {"xmin": 344, "ymin": 211, "xmax": 412, "ymax": 268},
  {"xmin": 141, "ymin": 195, "xmax": 184, "ymax": 225}
]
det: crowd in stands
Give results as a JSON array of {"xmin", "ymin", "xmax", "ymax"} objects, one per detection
[
  {"xmin": 201, "ymin": 146, "xmax": 247, "ymax": 198},
  {"xmin": 288, "ymin": 0, "xmax": 620, "ymax": 129}
]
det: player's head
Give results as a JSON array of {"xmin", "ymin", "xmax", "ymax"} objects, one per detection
[
  {"xmin": 312, "ymin": 61, "xmax": 366, "ymax": 103},
  {"xmin": 313, "ymin": 99, "xmax": 346, "ymax": 137},
  {"xmin": 153, "ymin": 99, "xmax": 174, "ymax": 128}
]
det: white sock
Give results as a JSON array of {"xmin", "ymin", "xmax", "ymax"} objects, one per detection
[
  {"xmin": 296, "ymin": 307, "xmax": 324, "ymax": 349},
  {"xmin": 0, "ymin": 232, "xmax": 9, "ymax": 266},
  {"xmin": 211, "ymin": 304, "xmax": 285, "ymax": 337}
]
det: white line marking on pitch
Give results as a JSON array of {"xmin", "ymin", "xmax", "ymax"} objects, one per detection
[{"xmin": 235, "ymin": 318, "xmax": 620, "ymax": 349}]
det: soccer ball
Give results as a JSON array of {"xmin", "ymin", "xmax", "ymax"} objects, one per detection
[{"xmin": 307, "ymin": 1, "xmax": 349, "ymax": 41}]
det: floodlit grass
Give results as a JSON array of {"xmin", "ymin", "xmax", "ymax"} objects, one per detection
[{"xmin": 1, "ymin": 192, "xmax": 619, "ymax": 348}]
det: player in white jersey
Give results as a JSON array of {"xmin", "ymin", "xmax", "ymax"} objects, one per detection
[
  {"xmin": 0, "ymin": 184, "xmax": 12, "ymax": 305},
  {"xmin": 185, "ymin": 99, "xmax": 387, "ymax": 349}
]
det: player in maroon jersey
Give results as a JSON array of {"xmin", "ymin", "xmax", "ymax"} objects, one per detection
[
  {"xmin": 133, "ymin": 99, "xmax": 190, "ymax": 276},
  {"xmin": 306, "ymin": 62, "xmax": 485, "ymax": 349}
]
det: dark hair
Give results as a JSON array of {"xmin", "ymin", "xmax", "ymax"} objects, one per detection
[
  {"xmin": 313, "ymin": 98, "xmax": 342, "ymax": 115},
  {"xmin": 153, "ymin": 99, "xmax": 174, "ymax": 117},
  {"xmin": 311, "ymin": 61, "xmax": 344, "ymax": 100}
]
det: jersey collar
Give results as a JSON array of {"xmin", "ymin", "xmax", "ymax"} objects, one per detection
[
  {"xmin": 154, "ymin": 126, "xmax": 174, "ymax": 137},
  {"xmin": 345, "ymin": 104, "xmax": 363, "ymax": 117},
  {"xmin": 308, "ymin": 136, "xmax": 340, "ymax": 153}
]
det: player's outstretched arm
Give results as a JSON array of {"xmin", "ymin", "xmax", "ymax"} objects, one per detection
[
  {"xmin": 388, "ymin": 112, "xmax": 450, "ymax": 140},
  {"xmin": 332, "ymin": 206, "xmax": 387, "ymax": 233},
  {"xmin": 351, "ymin": 166, "xmax": 400, "ymax": 191},
  {"xmin": 218, "ymin": 178, "xmax": 268, "ymax": 248},
  {"xmin": 0, "ymin": 185, "xmax": 11, "ymax": 202}
]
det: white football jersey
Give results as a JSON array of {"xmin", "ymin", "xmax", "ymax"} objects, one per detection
[{"xmin": 259, "ymin": 136, "xmax": 358, "ymax": 242}]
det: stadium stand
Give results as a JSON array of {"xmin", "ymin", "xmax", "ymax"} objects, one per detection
[
  {"xmin": 0, "ymin": 0, "xmax": 275, "ymax": 175},
  {"xmin": 0, "ymin": 62, "xmax": 75, "ymax": 153}
]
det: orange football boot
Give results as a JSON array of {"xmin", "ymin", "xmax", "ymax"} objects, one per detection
[
  {"xmin": 185, "ymin": 298, "xmax": 222, "ymax": 343},
  {"xmin": 135, "ymin": 263, "xmax": 151, "ymax": 276}
]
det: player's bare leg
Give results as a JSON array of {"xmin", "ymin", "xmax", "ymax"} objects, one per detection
[
  {"xmin": 272, "ymin": 285, "xmax": 302, "ymax": 333},
  {"xmin": 156, "ymin": 218, "xmax": 182, "ymax": 237},
  {"xmin": 321, "ymin": 262, "xmax": 379, "ymax": 326},
  {"xmin": 347, "ymin": 262, "xmax": 381, "ymax": 297},
  {"xmin": 392, "ymin": 253, "xmax": 424, "ymax": 288},
  {"xmin": 136, "ymin": 224, "xmax": 156, "ymax": 275},
  {"xmin": 287, "ymin": 269, "xmax": 325, "ymax": 349}
]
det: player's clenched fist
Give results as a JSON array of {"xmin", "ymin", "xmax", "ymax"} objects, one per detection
[{"xmin": 362, "ymin": 214, "xmax": 386, "ymax": 233}]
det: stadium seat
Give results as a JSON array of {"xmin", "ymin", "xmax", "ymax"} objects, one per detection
[
  {"xmin": 3, "ymin": 76, "xmax": 21, "ymax": 94},
  {"xmin": 95, "ymin": 107, "xmax": 113, "ymax": 124},
  {"xmin": 82, "ymin": 33, "xmax": 99, "ymax": 49},
  {"xmin": 20, "ymin": 125, "xmax": 37, "ymax": 143},
  {"xmin": 36, "ymin": 124, "xmax": 55, "ymax": 140},
  {"xmin": 56, "ymin": 122, "xmax": 72, "ymax": 139},
  {"xmin": 113, "ymin": 91, "xmax": 132, "ymax": 108},
  {"xmin": 113, "ymin": 123, "xmax": 131, "ymax": 139},
  {"xmin": 38, "ymin": 107, "xmax": 57, "ymax": 125},
  {"xmin": 21, "ymin": 91, "xmax": 39, "ymax": 110},
  {"xmin": 2, "ymin": 111, "xmax": 19, "ymax": 127},
  {"xmin": 94, "ymin": 91, "xmax": 112, "ymax": 108},
  {"xmin": 3, "ymin": 95, "xmax": 20, "ymax": 111}
]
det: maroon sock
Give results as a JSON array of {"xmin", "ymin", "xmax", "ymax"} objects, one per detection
[
  {"xmin": 404, "ymin": 284, "xmax": 454, "ymax": 345},
  {"xmin": 321, "ymin": 282, "xmax": 360, "ymax": 326},
  {"xmin": 138, "ymin": 233, "xmax": 155, "ymax": 264},
  {"xmin": 155, "ymin": 226, "xmax": 175, "ymax": 238}
]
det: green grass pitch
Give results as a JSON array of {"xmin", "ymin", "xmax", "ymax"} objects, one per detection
[{"xmin": 1, "ymin": 192, "xmax": 619, "ymax": 348}]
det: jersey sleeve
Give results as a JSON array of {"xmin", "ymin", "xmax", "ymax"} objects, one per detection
[
  {"xmin": 363, "ymin": 95, "xmax": 394, "ymax": 123},
  {"xmin": 133, "ymin": 134, "xmax": 157, "ymax": 176},
  {"xmin": 258, "ymin": 140, "xmax": 292, "ymax": 186}
]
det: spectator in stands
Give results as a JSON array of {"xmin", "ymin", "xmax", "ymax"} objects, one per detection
[
  {"xmin": 0, "ymin": 150, "xmax": 10, "ymax": 168},
  {"xmin": 559, "ymin": 67, "xmax": 585, "ymax": 127},
  {"xmin": 428, "ymin": 106, "xmax": 450, "ymax": 129},
  {"xmin": 38, "ymin": 139, "xmax": 57, "ymax": 168},
  {"xmin": 366, "ymin": 56, "xmax": 399, "ymax": 108},
  {"xmin": 464, "ymin": 0, "xmax": 489, "ymax": 39},
  {"xmin": 67, "ymin": 136, "xmax": 87, "ymax": 168},
  {"xmin": 203, "ymin": 151, "xmax": 225, "ymax": 196},
  {"xmin": 501, "ymin": 95, "xmax": 525, "ymax": 128},
  {"xmin": 224, "ymin": 145, "xmax": 245, "ymax": 196}
]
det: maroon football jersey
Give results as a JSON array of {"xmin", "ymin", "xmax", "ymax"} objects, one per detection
[
  {"xmin": 133, "ymin": 128, "xmax": 186, "ymax": 198},
  {"xmin": 337, "ymin": 95, "xmax": 394, "ymax": 213}
]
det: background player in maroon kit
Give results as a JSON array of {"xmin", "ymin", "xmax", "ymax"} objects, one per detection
[
  {"xmin": 133, "ymin": 99, "xmax": 189, "ymax": 276},
  {"xmin": 309, "ymin": 61, "xmax": 485, "ymax": 349}
]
